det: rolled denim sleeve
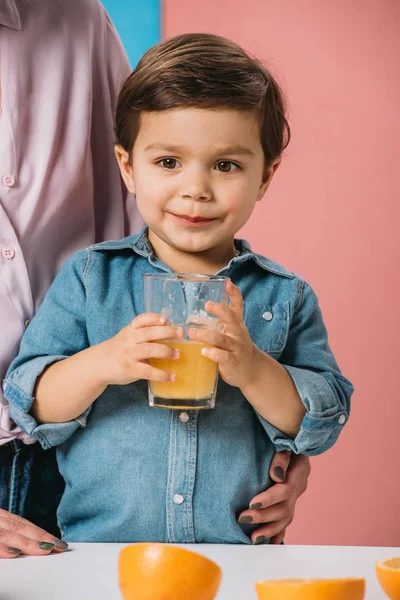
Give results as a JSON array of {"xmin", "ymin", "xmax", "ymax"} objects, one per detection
[
  {"xmin": 258, "ymin": 281, "xmax": 354, "ymax": 456},
  {"xmin": 2, "ymin": 250, "xmax": 91, "ymax": 449}
]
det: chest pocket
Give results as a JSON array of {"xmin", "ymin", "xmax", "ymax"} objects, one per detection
[{"xmin": 243, "ymin": 301, "xmax": 290, "ymax": 356}]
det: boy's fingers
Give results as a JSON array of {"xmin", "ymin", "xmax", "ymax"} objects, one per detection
[
  {"xmin": 204, "ymin": 301, "xmax": 238, "ymax": 326},
  {"xmin": 133, "ymin": 325, "xmax": 183, "ymax": 344},
  {"xmin": 269, "ymin": 450, "xmax": 291, "ymax": 482},
  {"xmin": 201, "ymin": 347, "xmax": 232, "ymax": 366},
  {"xmin": 130, "ymin": 313, "xmax": 166, "ymax": 328},
  {"xmin": 133, "ymin": 342, "xmax": 180, "ymax": 361},
  {"xmin": 204, "ymin": 282, "xmax": 244, "ymax": 325},
  {"xmin": 188, "ymin": 327, "xmax": 234, "ymax": 351},
  {"xmin": 138, "ymin": 363, "xmax": 176, "ymax": 382},
  {"xmin": 226, "ymin": 281, "xmax": 244, "ymax": 319}
]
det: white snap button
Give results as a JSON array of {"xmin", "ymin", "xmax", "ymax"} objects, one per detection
[
  {"xmin": 2, "ymin": 174, "xmax": 15, "ymax": 187},
  {"xmin": 2, "ymin": 246, "xmax": 15, "ymax": 260},
  {"xmin": 262, "ymin": 311, "xmax": 273, "ymax": 321},
  {"xmin": 173, "ymin": 494, "xmax": 184, "ymax": 505},
  {"xmin": 338, "ymin": 414, "xmax": 346, "ymax": 425},
  {"xmin": 179, "ymin": 412, "xmax": 190, "ymax": 423}
]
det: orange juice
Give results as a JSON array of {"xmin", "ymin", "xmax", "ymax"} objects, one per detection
[{"xmin": 149, "ymin": 340, "xmax": 218, "ymax": 408}]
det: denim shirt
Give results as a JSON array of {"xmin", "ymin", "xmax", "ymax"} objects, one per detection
[{"xmin": 3, "ymin": 228, "xmax": 353, "ymax": 543}]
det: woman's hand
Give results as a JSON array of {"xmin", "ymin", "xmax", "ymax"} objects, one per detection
[
  {"xmin": 0, "ymin": 509, "xmax": 68, "ymax": 558},
  {"xmin": 238, "ymin": 452, "xmax": 311, "ymax": 544}
]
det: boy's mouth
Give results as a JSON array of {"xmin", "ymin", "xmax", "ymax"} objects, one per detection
[{"xmin": 169, "ymin": 213, "xmax": 217, "ymax": 227}]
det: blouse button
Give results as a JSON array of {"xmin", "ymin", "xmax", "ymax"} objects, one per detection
[
  {"xmin": 173, "ymin": 494, "xmax": 184, "ymax": 505},
  {"xmin": 179, "ymin": 412, "xmax": 190, "ymax": 423},
  {"xmin": 2, "ymin": 174, "xmax": 15, "ymax": 187},
  {"xmin": 338, "ymin": 414, "xmax": 346, "ymax": 425},
  {"xmin": 262, "ymin": 311, "xmax": 273, "ymax": 321},
  {"xmin": 2, "ymin": 246, "xmax": 15, "ymax": 260}
]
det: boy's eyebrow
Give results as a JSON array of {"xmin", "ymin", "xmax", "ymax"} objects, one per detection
[
  {"xmin": 144, "ymin": 143, "xmax": 255, "ymax": 157},
  {"xmin": 145, "ymin": 144, "xmax": 183, "ymax": 153},
  {"xmin": 215, "ymin": 145, "xmax": 255, "ymax": 157}
]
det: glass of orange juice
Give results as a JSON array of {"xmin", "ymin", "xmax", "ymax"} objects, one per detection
[{"xmin": 143, "ymin": 273, "xmax": 228, "ymax": 409}]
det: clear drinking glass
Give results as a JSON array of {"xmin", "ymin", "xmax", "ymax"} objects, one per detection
[{"xmin": 143, "ymin": 273, "xmax": 228, "ymax": 409}]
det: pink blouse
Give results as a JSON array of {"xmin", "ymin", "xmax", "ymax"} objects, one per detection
[{"xmin": 0, "ymin": 0, "xmax": 142, "ymax": 443}]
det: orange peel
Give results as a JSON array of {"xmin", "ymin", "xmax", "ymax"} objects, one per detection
[
  {"xmin": 255, "ymin": 577, "xmax": 365, "ymax": 599},
  {"xmin": 118, "ymin": 542, "xmax": 222, "ymax": 600},
  {"xmin": 376, "ymin": 557, "xmax": 400, "ymax": 600}
]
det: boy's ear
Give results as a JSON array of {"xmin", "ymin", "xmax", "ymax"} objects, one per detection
[
  {"xmin": 257, "ymin": 156, "xmax": 282, "ymax": 201},
  {"xmin": 115, "ymin": 145, "xmax": 135, "ymax": 194}
]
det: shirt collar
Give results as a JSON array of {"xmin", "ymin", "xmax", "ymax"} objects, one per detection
[
  {"xmin": 0, "ymin": 0, "xmax": 22, "ymax": 30},
  {"xmin": 91, "ymin": 226, "xmax": 294, "ymax": 279}
]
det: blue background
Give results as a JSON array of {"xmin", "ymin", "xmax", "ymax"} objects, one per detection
[{"xmin": 101, "ymin": 0, "xmax": 161, "ymax": 67}]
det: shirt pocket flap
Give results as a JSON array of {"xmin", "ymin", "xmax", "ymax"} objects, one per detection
[{"xmin": 243, "ymin": 301, "xmax": 289, "ymax": 355}]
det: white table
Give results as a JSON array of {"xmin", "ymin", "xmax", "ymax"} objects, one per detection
[{"xmin": 0, "ymin": 544, "xmax": 398, "ymax": 599}]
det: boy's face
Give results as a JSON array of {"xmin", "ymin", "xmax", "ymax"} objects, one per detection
[{"xmin": 116, "ymin": 107, "xmax": 280, "ymax": 269}]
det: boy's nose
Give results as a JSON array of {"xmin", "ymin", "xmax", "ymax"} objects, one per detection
[{"xmin": 180, "ymin": 170, "xmax": 212, "ymax": 202}]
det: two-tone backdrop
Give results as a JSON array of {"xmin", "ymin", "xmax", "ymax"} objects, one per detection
[{"xmin": 102, "ymin": 0, "xmax": 400, "ymax": 548}]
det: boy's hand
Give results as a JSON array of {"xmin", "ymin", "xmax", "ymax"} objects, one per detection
[
  {"xmin": 101, "ymin": 313, "xmax": 183, "ymax": 386},
  {"xmin": 188, "ymin": 281, "xmax": 259, "ymax": 389}
]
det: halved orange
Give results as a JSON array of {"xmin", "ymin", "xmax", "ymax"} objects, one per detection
[
  {"xmin": 376, "ymin": 557, "xmax": 400, "ymax": 599},
  {"xmin": 255, "ymin": 577, "xmax": 365, "ymax": 599},
  {"xmin": 118, "ymin": 543, "xmax": 222, "ymax": 600}
]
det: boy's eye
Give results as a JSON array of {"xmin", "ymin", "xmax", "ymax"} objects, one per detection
[
  {"xmin": 159, "ymin": 158, "xmax": 178, "ymax": 169},
  {"xmin": 215, "ymin": 161, "xmax": 239, "ymax": 173}
]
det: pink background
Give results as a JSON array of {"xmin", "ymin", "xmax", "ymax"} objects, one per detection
[{"xmin": 163, "ymin": 0, "xmax": 400, "ymax": 546}]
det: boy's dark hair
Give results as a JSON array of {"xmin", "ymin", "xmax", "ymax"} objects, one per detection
[{"xmin": 116, "ymin": 33, "xmax": 290, "ymax": 166}]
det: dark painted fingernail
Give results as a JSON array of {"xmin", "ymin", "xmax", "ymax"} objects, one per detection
[
  {"xmin": 274, "ymin": 466, "xmax": 285, "ymax": 481},
  {"xmin": 38, "ymin": 542, "xmax": 55, "ymax": 550},
  {"xmin": 238, "ymin": 515, "xmax": 253, "ymax": 524},
  {"xmin": 253, "ymin": 536, "xmax": 266, "ymax": 545},
  {"xmin": 7, "ymin": 547, "xmax": 21, "ymax": 555},
  {"xmin": 52, "ymin": 538, "xmax": 68, "ymax": 550},
  {"xmin": 250, "ymin": 502, "xmax": 263, "ymax": 510}
]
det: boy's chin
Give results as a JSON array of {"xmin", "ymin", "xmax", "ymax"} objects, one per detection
[
  {"xmin": 168, "ymin": 234, "xmax": 222, "ymax": 254},
  {"xmin": 150, "ymin": 227, "xmax": 232, "ymax": 256}
]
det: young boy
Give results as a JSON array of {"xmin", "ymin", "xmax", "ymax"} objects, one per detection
[{"xmin": 3, "ymin": 33, "xmax": 353, "ymax": 544}]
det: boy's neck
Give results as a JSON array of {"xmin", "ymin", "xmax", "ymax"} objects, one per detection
[{"xmin": 148, "ymin": 230, "xmax": 236, "ymax": 275}]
